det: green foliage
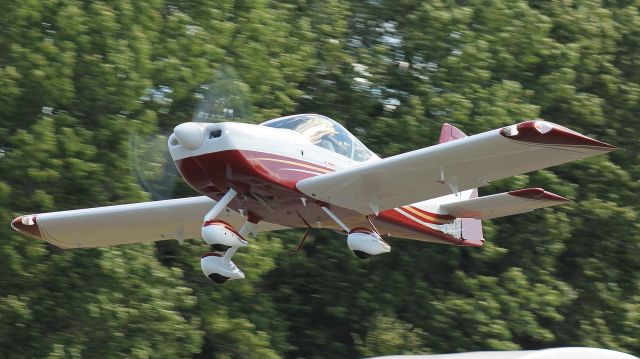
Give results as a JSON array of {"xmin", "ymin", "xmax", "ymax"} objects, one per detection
[
  {"xmin": 355, "ymin": 312, "xmax": 427, "ymax": 356},
  {"xmin": 1, "ymin": 0, "xmax": 638, "ymax": 358}
]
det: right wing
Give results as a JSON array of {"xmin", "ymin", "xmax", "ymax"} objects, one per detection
[
  {"xmin": 440, "ymin": 188, "xmax": 569, "ymax": 220},
  {"xmin": 11, "ymin": 196, "xmax": 287, "ymax": 249},
  {"xmin": 297, "ymin": 120, "xmax": 615, "ymax": 214}
]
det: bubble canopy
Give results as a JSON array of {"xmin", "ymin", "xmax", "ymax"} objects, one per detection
[{"xmin": 260, "ymin": 114, "xmax": 376, "ymax": 162}]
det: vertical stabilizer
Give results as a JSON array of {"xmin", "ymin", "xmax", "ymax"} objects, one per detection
[{"xmin": 439, "ymin": 123, "xmax": 467, "ymax": 144}]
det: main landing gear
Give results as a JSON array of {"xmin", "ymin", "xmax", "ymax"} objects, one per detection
[
  {"xmin": 199, "ymin": 189, "xmax": 257, "ymax": 284},
  {"xmin": 321, "ymin": 206, "xmax": 391, "ymax": 259}
]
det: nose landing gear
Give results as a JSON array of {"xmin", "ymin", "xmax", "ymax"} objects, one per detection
[{"xmin": 199, "ymin": 189, "xmax": 257, "ymax": 284}]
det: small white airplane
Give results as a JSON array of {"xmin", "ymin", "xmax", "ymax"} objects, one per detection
[{"xmin": 11, "ymin": 114, "xmax": 615, "ymax": 283}]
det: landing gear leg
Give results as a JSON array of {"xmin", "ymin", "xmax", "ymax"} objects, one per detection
[
  {"xmin": 204, "ymin": 188, "xmax": 238, "ymax": 221},
  {"xmin": 366, "ymin": 214, "xmax": 390, "ymax": 238},
  {"xmin": 321, "ymin": 206, "xmax": 350, "ymax": 232}
]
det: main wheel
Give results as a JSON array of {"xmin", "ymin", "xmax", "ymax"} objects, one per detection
[
  {"xmin": 208, "ymin": 273, "xmax": 230, "ymax": 284},
  {"xmin": 352, "ymin": 250, "xmax": 371, "ymax": 259}
]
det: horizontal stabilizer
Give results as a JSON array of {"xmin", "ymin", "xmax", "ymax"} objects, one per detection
[{"xmin": 440, "ymin": 188, "xmax": 569, "ymax": 220}]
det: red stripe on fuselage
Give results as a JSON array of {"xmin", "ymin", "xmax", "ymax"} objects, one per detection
[
  {"xmin": 11, "ymin": 216, "xmax": 43, "ymax": 241},
  {"xmin": 176, "ymin": 150, "xmax": 331, "ymax": 194}
]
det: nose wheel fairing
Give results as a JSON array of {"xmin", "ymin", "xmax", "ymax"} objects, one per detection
[{"xmin": 201, "ymin": 252, "xmax": 245, "ymax": 282}]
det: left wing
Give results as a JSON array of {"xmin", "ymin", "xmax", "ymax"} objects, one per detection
[
  {"xmin": 297, "ymin": 121, "xmax": 614, "ymax": 214},
  {"xmin": 11, "ymin": 196, "xmax": 287, "ymax": 249}
]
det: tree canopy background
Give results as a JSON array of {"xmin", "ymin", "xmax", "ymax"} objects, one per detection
[{"xmin": 0, "ymin": 0, "xmax": 638, "ymax": 358}]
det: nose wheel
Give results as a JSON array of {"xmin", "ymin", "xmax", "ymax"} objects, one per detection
[
  {"xmin": 200, "ymin": 252, "xmax": 245, "ymax": 283},
  {"xmin": 209, "ymin": 273, "xmax": 230, "ymax": 284},
  {"xmin": 200, "ymin": 224, "xmax": 254, "ymax": 284}
]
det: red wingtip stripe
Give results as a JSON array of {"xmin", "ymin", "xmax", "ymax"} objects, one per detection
[
  {"xmin": 11, "ymin": 216, "xmax": 43, "ymax": 240},
  {"xmin": 508, "ymin": 188, "xmax": 570, "ymax": 202},
  {"xmin": 501, "ymin": 121, "xmax": 616, "ymax": 150}
]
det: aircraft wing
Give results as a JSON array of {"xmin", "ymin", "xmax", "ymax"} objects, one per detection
[
  {"xmin": 297, "ymin": 120, "xmax": 615, "ymax": 214},
  {"xmin": 11, "ymin": 196, "xmax": 287, "ymax": 249}
]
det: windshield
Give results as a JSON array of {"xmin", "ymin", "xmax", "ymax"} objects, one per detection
[{"xmin": 261, "ymin": 114, "xmax": 375, "ymax": 161}]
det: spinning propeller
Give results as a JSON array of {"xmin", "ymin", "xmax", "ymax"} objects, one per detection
[{"xmin": 129, "ymin": 67, "xmax": 254, "ymax": 200}]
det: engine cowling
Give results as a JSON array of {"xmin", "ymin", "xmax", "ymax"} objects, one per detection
[
  {"xmin": 347, "ymin": 227, "xmax": 391, "ymax": 259},
  {"xmin": 201, "ymin": 252, "xmax": 245, "ymax": 283},
  {"xmin": 201, "ymin": 220, "xmax": 248, "ymax": 247}
]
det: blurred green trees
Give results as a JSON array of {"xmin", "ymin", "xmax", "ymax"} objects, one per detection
[{"xmin": 0, "ymin": 0, "xmax": 638, "ymax": 358}]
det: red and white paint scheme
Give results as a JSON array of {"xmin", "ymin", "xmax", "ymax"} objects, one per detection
[{"xmin": 11, "ymin": 114, "xmax": 616, "ymax": 283}]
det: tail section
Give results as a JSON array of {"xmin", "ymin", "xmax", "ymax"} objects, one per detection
[
  {"xmin": 400, "ymin": 126, "xmax": 567, "ymax": 247},
  {"xmin": 377, "ymin": 124, "xmax": 574, "ymax": 247},
  {"xmin": 433, "ymin": 127, "xmax": 570, "ymax": 244}
]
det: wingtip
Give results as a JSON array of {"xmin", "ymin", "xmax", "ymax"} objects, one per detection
[
  {"xmin": 11, "ymin": 215, "xmax": 44, "ymax": 240},
  {"xmin": 501, "ymin": 120, "xmax": 617, "ymax": 151}
]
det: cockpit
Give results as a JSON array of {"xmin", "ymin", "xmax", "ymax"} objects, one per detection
[{"xmin": 261, "ymin": 114, "xmax": 377, "ymax": 162}]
